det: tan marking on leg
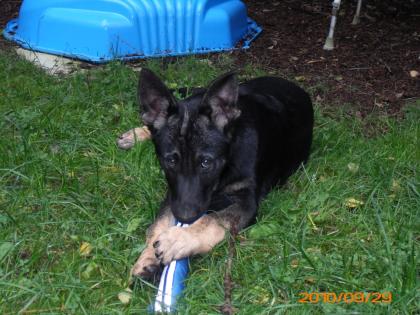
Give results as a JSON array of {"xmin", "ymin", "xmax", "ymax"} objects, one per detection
[
  {"xmin": 222, "ymin": 179, "xmax": 253, "ymax": 194},
  {"xmin": 154, "ymin": 215, "xmax": 228, "ymax": 265},
  {"xmin": 117, "ymin": 126, "xmax": 151, "ymax": 150},
  {"xmin": 131, "ymin": 209, "xmax": 174, "ymax": 278},
  {"xmin": 154, "ymin": 203, "xmax": 250, "ymax": 265}
]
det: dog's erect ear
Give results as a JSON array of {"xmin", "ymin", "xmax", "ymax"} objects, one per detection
[
  {"xmin": 202, "ymin": 71, "xmax": 240, "ymax": 131},
  {"xmin": 138, "ymin": 68, "xmax": 177, "ymax": 130}
]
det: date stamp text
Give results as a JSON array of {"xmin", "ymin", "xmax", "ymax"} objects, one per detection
[{"xmin": 298, "ymin": 292, "xmax": 392, "ymax": 304}]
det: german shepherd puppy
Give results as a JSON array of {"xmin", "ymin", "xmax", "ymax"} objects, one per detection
[{"xmin": 131, "ymin": 69, "xmax": 313, "ymax": 279}]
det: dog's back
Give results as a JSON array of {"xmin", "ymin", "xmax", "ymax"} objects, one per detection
[{"xmin": 235, "ymin": 77, "xmax": 314, "ymax": 199}]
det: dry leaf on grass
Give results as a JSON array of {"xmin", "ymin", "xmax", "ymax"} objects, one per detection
[
  {"xmin": 118, "ymin": 288, "xmax": 133, "ymax": 304},
  {"xmin": 345, "ymin": 198, "xmax": 364, "ymax": 208},
  {"xmin": 347, "ymin": 162, "xmax": 359, "ymax": 173},
  {"xmin": 79, "ymin": 242, "xmax": 93, "ymax": 257},
  {"xmin": 409, "ymin": 70, "xmax": 419, "ymax": 78},
  {"xmin": 290, "ymin": 259, "xmax": 299, "ymax": 268}
]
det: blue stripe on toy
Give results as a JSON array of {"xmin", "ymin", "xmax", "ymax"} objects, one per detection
[
  {"xmin": 170, "ymin": 256, "xmax": 189, "ymax": 299},
  {"xmin": 152, "ymin": 221, "xmax": 190, "ymax": 313}
]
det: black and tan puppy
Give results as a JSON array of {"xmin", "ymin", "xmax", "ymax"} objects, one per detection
[{"xmin": 131, "ymin": 69, "xmax": 313, "ymax": 279}]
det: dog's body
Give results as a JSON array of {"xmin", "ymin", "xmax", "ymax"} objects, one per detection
[{"xmin": 131, "ymin": 69, "xmax": 313, "ymax": 279}]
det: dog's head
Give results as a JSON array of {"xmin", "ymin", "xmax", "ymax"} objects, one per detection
[{"xmin": 138, "ymin": 69, "xmax": 241, "ymax": 223}]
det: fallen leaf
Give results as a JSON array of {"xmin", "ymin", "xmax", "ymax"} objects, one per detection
[
  {"xmin": 305, "ymin": 277, "xmax": 316, "ymax": 284},
  {"xmin": 82, "ymin": 151, "xmax": 96, "ymax": 157},
  {"xmin": 79, "ymin": 242, "xmax": 93, "ymax": 257},
  {"xmin": 345, "ymin": 198, "xmax": 364, "ymax": 208},
  {"xmin": 294, "ymin": 76, "xmax": 306, "ymax": 82},
  {"xmin": 250, "ymin": 286, "xmax": 271, "ymax": 304},
  {"xmin": 409, "ymin": 70, "xmax": 419, "ymax": 78},
  {"xmin": 118, "ymin": 288, "xmax": 133, "ymax": 304},
  {"xmin": 347, "ymin": 162, "xmax": 359, "ymax": 173}
]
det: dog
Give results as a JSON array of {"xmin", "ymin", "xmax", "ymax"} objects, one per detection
[{"xmin": 130, "ymin": 68, "xmax": 314, "ymax": 280}]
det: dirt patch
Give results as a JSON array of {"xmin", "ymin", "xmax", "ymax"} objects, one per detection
[
  {"xmin": 0, "ymin": 1, "xmax": 20, "ymax": 27},
  {"xmin": 0, "ymin": 0, "xmax": 21, "ymax": 51},
  {"xmin": 236, "ymin": 0, "xmax": 420, "ymax": 116},
  {"xmin": 1, "ymin": 0, "xmax": 419, "ymax": 116}
]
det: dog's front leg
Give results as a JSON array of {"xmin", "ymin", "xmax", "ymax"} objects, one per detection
[
  {"xmin": 131, "ymin": 207, "xmax": 174, "ymax": 279},
  {"xmin": 117, "ymin": 126, "xmax": 151, "ymax": 150},
  {"xmin": 153, "ymin": 202, "xmax": 255, "ymax": 265}
]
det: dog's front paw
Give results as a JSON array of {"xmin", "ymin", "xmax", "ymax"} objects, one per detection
[
  {"xmin": 117, "ymin": 126, "xmax": 151, "ymax": 150},
  {"xmin": 153, "ymin": 227, "xmax": 200, "ymax": 265},
  {"xmin": 131, "ymin": 247, "xmax": 161, "ymax": 281}
]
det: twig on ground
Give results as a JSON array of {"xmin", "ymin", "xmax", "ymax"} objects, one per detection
[
  {"xmin": 348, "ymin": 67, "xmax": 371, "ymax": 71},
  {"xmin": 379, "ymin": 58, "xmax": 392, "ymax": 74},
  {"xmin": 220, "ymin": 225, "xmax": 238, "ymax": 315}
]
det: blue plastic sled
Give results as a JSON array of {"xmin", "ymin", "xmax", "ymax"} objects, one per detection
[{"xmin": 3, "ymin": 0, "xmax": 262, "ymax": 63}]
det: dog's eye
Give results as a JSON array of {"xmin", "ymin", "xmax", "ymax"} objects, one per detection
[
  {"xmin": 164, "ymin": 155, "xmax": 178, "ymax": 167},
  {"xmin": 200, "ymin": 158, "xmax": 213, "ymax": 169}
]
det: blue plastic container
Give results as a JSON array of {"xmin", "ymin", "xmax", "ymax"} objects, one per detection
[{"xmin": 3, "ymin": 0, "xmax": 261, "ymax": 62}]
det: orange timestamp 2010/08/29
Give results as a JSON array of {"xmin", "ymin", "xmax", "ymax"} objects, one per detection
[{"xmin": 298, "ymin": 292, "xmax": 392, "ymax": 304}]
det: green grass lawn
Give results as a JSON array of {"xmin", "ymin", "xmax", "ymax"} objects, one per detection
[{"xmin": 0, "ymin": 52, "xmax": 418, "ymax": 314}]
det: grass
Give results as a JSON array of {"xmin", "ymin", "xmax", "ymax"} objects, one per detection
[{"xmin": 0, "ymin": 51, "xmax": 418, "ymax": 314}]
